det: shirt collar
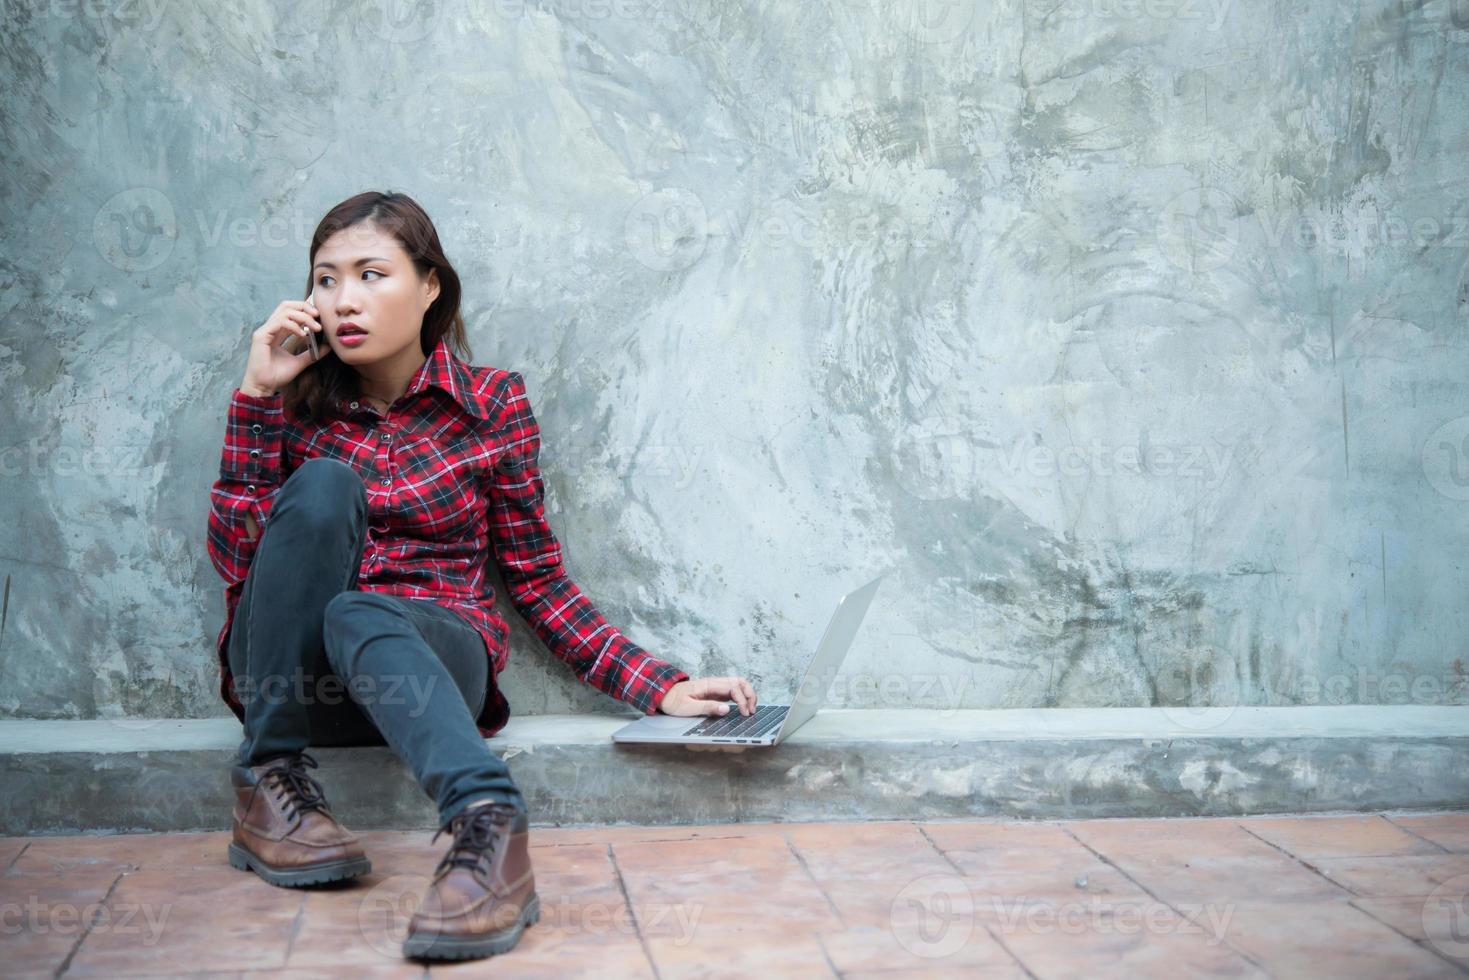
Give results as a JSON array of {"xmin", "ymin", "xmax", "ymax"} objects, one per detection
[{"xmin": 344, "ymin": 336, "xmax": 499, "ymax": 421}]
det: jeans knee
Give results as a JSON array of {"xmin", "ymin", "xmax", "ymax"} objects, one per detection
[
  {"xmin": 277, "ymin": 457, "xmax": 366, "ymax": 531},
  {"xmin": 322, "ymin": 591, "xmax": 398, "ymax": 671}
]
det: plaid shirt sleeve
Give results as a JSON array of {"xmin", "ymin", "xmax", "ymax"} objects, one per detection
[
  {"xmin": 205, "ymin": 388, "xmax": 291, "ymax": 588},
  {"xmin": 488, "ymin": 371, "xmax": 689, "ymax": 714}
]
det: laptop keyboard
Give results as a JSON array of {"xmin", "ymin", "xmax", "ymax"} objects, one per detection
[{"xmin": 682, "ymin": 703, "xmax": 788, "ymax": 739}]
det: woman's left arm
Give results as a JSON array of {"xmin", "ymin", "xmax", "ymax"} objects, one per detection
[{"xmin": 486, "ymin": 371, "xmax": 695, "ymax": 716}]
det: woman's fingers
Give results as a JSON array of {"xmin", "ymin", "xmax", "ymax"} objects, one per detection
[
  {"xmin": 259, "ymin": 316, "xmax": 299, "ymax": 347},
  {"xmin": 718, "ymin": 676, "xmax": 755, "ymax": 715},
  {"xmin": 736, "ymin": 678, "xmax": 754, "ymax": 714},
  {"xmin": 685, "ymin": 675, "xmax": 758, "ymax": 715},
  {"xmin": 281, "ymin": 308, "xmax": 321, "ymax": 337}
]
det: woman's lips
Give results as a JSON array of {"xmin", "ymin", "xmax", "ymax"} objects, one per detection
[{"xmin": 338, "ymin": 332, "xmax": 367, "ymax": 347}]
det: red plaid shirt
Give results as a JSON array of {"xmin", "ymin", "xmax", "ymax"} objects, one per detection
[{"xmin": 206, "ymin": 336, "xmax": 688, "ymax": 737}]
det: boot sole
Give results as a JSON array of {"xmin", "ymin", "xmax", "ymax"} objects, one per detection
[
  {"xmin": 401, "ymin": 891, "xmax": 541, "ymax": 960},
  {"xmin": 227, "ymin": 841, "xmax": 371, "ymax": 886}
]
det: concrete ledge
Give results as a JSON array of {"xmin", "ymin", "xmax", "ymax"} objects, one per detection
[{"xmin": 2, "ymin": 707, "xmax": 1466, "ymax": 835}]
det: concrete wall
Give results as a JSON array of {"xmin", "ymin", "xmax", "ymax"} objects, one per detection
[{"xmin": 2, "ymin": 0, "xmax": 1467, "ymax": 725}]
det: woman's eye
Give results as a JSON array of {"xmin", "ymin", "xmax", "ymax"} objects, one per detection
[{"xmin": 315, "ymin": 270, "xmax": 381, "ymax": 286}]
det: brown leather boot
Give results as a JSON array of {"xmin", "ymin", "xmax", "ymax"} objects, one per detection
[
  {"xmin": 227, "ymin": 751, "xmax": 371, "ymax": 887},
  {"xmin": 401, "ymin": 800, "xmax": 539, "ymax": 960}
]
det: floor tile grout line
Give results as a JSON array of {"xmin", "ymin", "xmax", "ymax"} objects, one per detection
[
  {"xmin": 913, "ymin": 824, "xmax": 966, "ymax": 876},
  {"xmin": 1430, "ymin": 945, "xmax": 1469, "ymax": 977},
  {"xmin": 4, "ymin": 841, "xmax": 29, "ymax": 874},
  {"xmin": 1382, "ymin": 814, "xmax": 1455, "ymax": 854},
  {"xmin": 1247, "ymin": 812, "xmax": 1454, "ymax": 859},
  {"xmin": 812, "ymin": 932, "xmax": 845, "ymax": 979},
  {"xmin": 531, "ymin": 834, "xmax": 756, "ymax": 848},
  {"xmin": 606, "ymin": 843, "xmax": 662, "ymax": 980},
  {"xmin": 914, "ymin": 822, "xmax": 1039, "ymax": 980},
  {"xmin": 979, "ymin": 919, "xmax": 1041, "ymax": 980},
  {"xmin": 1235, "ymin": 824, "xmax": 1361, "ymax": 899},
  {"xmin": 1345, "ymin": 896, "xmax": 1469, "ymax": 976},
  {"xmin": 1064, "ymin": 826, "xmax": 1278, "ymax": 980},
  {"xmin": 280, "ymin": 893, "xmax": 307, "ymax": 966},
  {"xmin": 52, "ymin": 867, "xmax": 127, "ymax": 979},
  {"xmin": 781, "ymin": 834, "xmax": 847, "ymax": 930}
]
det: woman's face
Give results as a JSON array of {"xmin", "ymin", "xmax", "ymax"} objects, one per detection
[{"xmin": 310, "ymin": 221, "xmax": 439, "ymax": 365}]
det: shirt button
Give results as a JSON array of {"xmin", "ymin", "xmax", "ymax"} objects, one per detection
[
  {"xmin": 246, "ymin": 484, "xmax": 257, "ymax": 493},
  {"xmin": 249, "ymin": 449, "xmax": 261, "ymax": 459},
  {"xmin": 251, "ymin": 423, "xmax": 263, "ymax": 434},
  {"xmin": 378, "ymin": 431, "xmax": 391, "ymax": 442},
  {"xmin": 350, "ymin": 401, "xmax": 360, "ymax": 410},
  {"xmin": 380, "ymin": 477, "xmax": 390, "ymax": 486}
]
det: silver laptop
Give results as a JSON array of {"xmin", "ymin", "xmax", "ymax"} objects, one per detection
[{"xmin": 611, "ymin": 573, "xmax": 885, "ymax": 746}]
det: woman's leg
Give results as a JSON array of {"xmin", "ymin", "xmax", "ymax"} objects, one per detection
[
  {"xmin": 225, "ymin": 456, "xmax": 368, "ymax": 768},
  {"xmin": 321, "ymin": 590, "xmax": 527, "ymax": 823}
]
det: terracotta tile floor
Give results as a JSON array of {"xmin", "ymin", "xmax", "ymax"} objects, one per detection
[{"xmin": 3, "ymin": 811, "xmax": 1467, "ymax": 978}]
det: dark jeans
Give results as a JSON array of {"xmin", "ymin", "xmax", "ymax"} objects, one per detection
[{"xmin": 225, "ymin": 456, "xmax": 525, "ymax": 822}]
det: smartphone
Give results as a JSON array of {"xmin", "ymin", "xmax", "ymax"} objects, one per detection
[{"xmin": 305, "ymin": 287, "xmax": 321, "ymax": 361}]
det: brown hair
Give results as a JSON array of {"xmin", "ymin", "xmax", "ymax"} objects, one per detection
[{"xmin": 281, "ymin": 191, "xmax": 472, "ymax": 422}]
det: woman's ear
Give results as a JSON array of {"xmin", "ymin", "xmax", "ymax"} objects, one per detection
[{"xmin": 423, "ymin": 268, "xmax": 441, "ymax": 310}]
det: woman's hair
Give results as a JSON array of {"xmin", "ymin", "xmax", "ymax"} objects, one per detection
[{"xmin": 281, "ymin": 190, "xmax": 472, "ymax": 422}]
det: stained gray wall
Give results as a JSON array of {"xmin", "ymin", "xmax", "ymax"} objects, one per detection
[{"xmin": 2, "ymin": 0, "xmax": 1467, "ymax": 727}]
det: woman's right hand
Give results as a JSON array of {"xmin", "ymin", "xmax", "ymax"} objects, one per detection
[{"xmin": 239, "ymin": 299, "xmax": 330, "ymax": 396}]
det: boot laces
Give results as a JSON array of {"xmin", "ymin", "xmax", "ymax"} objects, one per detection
[
  {"xmin": 431, "ymin": 803, "xmax": 519, "ymax": 878},
  {"xmin": 263, "ymin": 752, "xmax": 329, "ymax": 821}
]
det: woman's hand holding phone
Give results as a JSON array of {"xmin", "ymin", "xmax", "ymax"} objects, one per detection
[{"xmin": 240, "ymin": 299, "xmax": 330, "ymax": 397}]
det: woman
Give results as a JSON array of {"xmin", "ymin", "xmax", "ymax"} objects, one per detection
[{"xmin": 205, "ymin": 190, "xmax": 759, "ymax": 961}]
